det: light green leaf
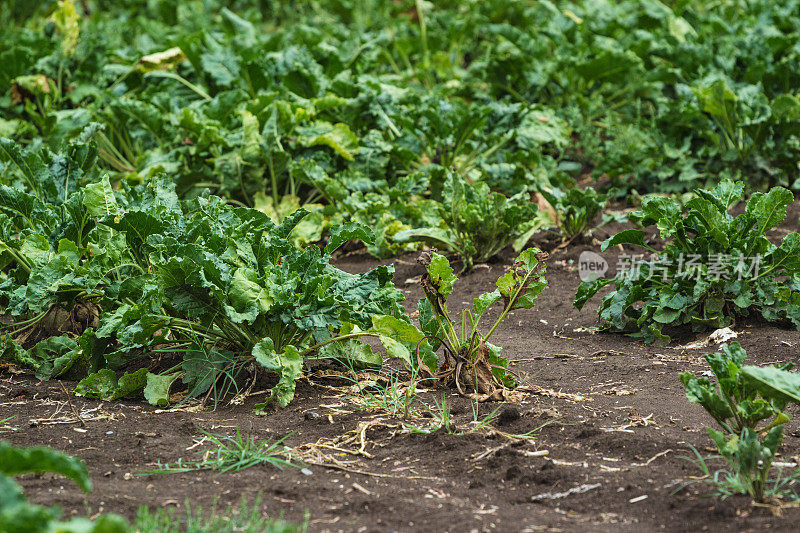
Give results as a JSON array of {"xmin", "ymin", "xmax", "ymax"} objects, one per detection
[
  {"xmin": 371, "ymin": 315, "xmax": 424, "ymax": 345},
  {"xmin": 426, "ymin": 252, "xmax": 457, "ymax": 298},
  {"xmin": 746, "ymin": 187, "xmax": 794, "ymax": 236},
  {"xmin": 473, "ymin": 290, "xmax": 501, "ymax": 323},
  {"xmin": 144, "ymin": 372, "xmax": 182, "ymax": 407},
  {"xmin": 239, "ymin": 110, "xmax": 261, "ymax": 161},
  {"xmin": 516, "ymin": 107, "xmax": 570, "ymax": 150},
  {"xmin": 254, "ymin": 340, "xmax": 303, "ymax": 409},
  {"xmin": 227, "ymin": 268, "xmax": 272, "ymax": 322},
  {"xmin": 318, "ymin": 337, "xmax": 382, "ymax": 369},
  {"xmin": 371, "ymin": 315, "xmax": 436, "ymax": 371},
  {"xmin": 83, "ymin": 175, "xmax": 118, "ymax": 216},
  {"xmin": 296, "ymin": 122, "xmax": 359, "ymax": 161},
  {"xmin": 742, "ymin": 365, "xmax": 800, "ymax": 404},
  {"xmin": 601, "ymin": 229, "xmax": 651, "ymax": 252}
]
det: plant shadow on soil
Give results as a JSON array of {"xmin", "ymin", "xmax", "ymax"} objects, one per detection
[{"xmin": 3, "ymin": 211, "xmax": 800, "ymax": 532}]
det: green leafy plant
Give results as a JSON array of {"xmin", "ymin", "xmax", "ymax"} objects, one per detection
[
  {"xmin": 0, "ymin": 162, "xmax": 414, "ymax": 410},
  {"xmin": 6, "ymin": 0, "xmax": 800, "ymax": 211},
  {"xmin": 394, "ymin": 170, "xmax": 549, "ymax": 271},
  {"xmin": 680, "ymin": 342, "xmax": 800, "ymax": 503},
  {"xmin": 142, "ymin": 427, "xmax": 297, "ymax": 474},
  {"xmin": 0, "ymin": 441, "xmax": 129, "ymax": 532},
  {"xmin": 413, "ymin": 248, "xmax": 548, "ymax": 400},
  {"xmin": 540, "ymin": 184, "xmax": 606, "ymax": 240},
  {"xmin": 575, "ymin": 180, "xmax": 800, "ymax": 343},
  {"xmin": 0, "ymin": 136, "xmax": 431, "ymax": 409}
]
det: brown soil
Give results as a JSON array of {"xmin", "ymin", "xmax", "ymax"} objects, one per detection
[{"xmin": 3, "ymin": 217, "xmax": 800, "ymax": 532}]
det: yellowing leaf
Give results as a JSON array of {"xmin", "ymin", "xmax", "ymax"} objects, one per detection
[
  {"xmin": 296, "ymin": 122, "xmax": 359, "ymax": 161},
  {"xmin": 51, "ymin": 0, "xmax": 80, "ymax": 57},
  {"xmin": 138, "ymin": 47, "xmax": 187, "ymax": 72}
]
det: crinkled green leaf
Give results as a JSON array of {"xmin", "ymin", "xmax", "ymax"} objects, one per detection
[
  {"xmin": 226, "ymin": 267, "xmax": 272, "ymax": 323},
  {"xmin": 574, "ymin": 278, "xmax": 614, "ymax": 310},
  {"xmin": 296, "ymin": 122, "xmax": 359, "ymax": 161},
  {"xmin": 0, "ymin": 337, "xmax": 37, "ymax": 370},
  {"xmin": 426, "ymin": 252, "xmax": 457, "ymax": 298},
  {"xmin": 74, "ymin": 369, "xmax": 118, "ymax": 400},
  {"xmin": 75, "ymin": 368, "xmax": 147, "ymax": 401},
  {"xmin": 324, "ymin": 222, "xmax": 374, "ymax": 255},
  {"xmin": 201, "ymin": 38, "xmax": 240, "ymax": 87},
  {"xmin": 31, "ymin": 335, "xmax": 85, "ymax": 380},
  {"xmin": 747, "ymin": 187, "xmax": 794, "ymax": 235},
  {"xmin": 253, "ymin": 340, "xmax": 303, "ymax": 409},
  {"xmin": 686, "ymin": 197, "xmax": 729, "ymax": 247}
]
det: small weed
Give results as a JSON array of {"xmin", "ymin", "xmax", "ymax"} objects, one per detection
[
  {"xmin": 0, "ymin": 416, "xmax": 16, "ymax": 433},
  {"xmin": 134, "ymin": 494, "xmax": 305, "ymax": 533},
  {"xmin": 425, "ymin": 394, "xmax": 456, "ymax": 433},
  {"xmin": 141, "ymin": 427, "xmax": 298, "ymax": 474},
  {"xmin": 466, "ymin": 402, "xmax": 502, "ymax": 434},
  {"xmin": 340, "ymin": 361, "xmax": 426, "ymax": 418}
]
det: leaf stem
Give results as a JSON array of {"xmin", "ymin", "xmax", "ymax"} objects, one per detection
[{"xmin": 300, "ymin": 331, "xmax": 380, "ymax": 357}]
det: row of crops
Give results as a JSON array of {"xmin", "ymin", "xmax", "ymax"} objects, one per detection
[{"xmin": 4, "ymin": 0, "xmax": 800, "ymax": 530}]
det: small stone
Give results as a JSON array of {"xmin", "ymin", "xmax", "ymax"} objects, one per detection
[
  {"xmin": 304, "ymin": 411, "xmax": 320, "ymax": 420},
  {"xmin": 301, "ymin": 468, "xmax": 313, "ymax": 476}
]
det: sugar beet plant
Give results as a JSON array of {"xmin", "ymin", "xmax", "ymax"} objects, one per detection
[
  {"xmin": 411, "ymin": 248, "xmax": 548, "ymax": 400},
  {"xmin": 575, "ymin": 180, "xmax": 800, "ymax": 343},
  {"xmin": 540, "ymin": 182, "xmax": 606, "ymax": 241},
  {"xmin": 681, "ymin": 343, "xmax": 800, "ymax": 503},
  {"xmin": 394, "ymin": 169, "xmax": 549, "ymax": 272},
  {"xmin": 0, "ymin": 140, "xmax": 425, "ymax": 410}
]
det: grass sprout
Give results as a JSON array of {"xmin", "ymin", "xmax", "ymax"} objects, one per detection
[
  {"xmin": 424, "ymin": 394, "xmax": 455, "ymax": 433},
  {"xmin": 465, "ymin": 402, "xmax": 502, "ymax": 434},
  {"xmin": 134, "ymin": 494, "xmax": 306, "ymax": 533},
  {"xmin": 141, "ymin": 427, "xmax": 298, "ymax": 475},
  {"xmin": 338, "ymin": 361, "xmax": 427, "ymax": 418},
  {"xmin": 0, "ymin": 416, "xmax": 16, "ymax": 434}
]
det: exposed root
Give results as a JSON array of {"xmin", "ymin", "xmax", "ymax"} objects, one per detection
[
  {"xmin": 418, "ymin": 338, "xmax": 516, "ymax": 402},
  {"xmin": 12, "ymin": 300, "xmax": 100, "ymax": 348}
]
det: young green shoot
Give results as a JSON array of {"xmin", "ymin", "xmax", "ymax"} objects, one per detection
[{"xmin": 141, "ymin": 427, "xmax": 298, "ymax": 475}]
